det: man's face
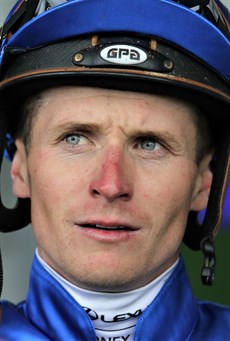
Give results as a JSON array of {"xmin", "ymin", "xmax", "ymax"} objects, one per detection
[{"xmin": 12, "ymin": 87, "xmax": 211, "ymax": 292}]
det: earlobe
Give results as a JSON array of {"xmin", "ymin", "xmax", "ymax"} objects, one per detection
[
  {"xmin": 11, "ymin": 139, "xmax": 31, "ymax": 198},
  {"xmin": 190, "ymin": 153, "xmax": 213, "ymax": 212}
]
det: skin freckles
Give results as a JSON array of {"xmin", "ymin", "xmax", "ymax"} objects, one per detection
[{"xmin": 11, "ymin": 87, "xmax": 212, "ymax": 292}]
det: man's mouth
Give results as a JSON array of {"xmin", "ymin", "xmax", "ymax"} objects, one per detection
[
  {"xmin": 79, "ymin": 224, "xmax": 135, "ymax": 231},
  {"xmin": 75, "ymin": 221, "xmax": 140, "ymax": 242}
]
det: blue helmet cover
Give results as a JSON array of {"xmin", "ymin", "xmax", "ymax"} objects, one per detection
[{"xmin": 1, "ymin": 0, "xmax": 229, "ymax": 81}]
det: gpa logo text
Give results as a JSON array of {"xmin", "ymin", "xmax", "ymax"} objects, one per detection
[{"xmin": 100, "ymin": 44, "xmax": 147, "ymax": 65}]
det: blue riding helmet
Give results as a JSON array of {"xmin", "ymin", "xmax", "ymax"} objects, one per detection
[{"xmin": 0, "ymin": 0, "xmax": 229, "ymax": 286}]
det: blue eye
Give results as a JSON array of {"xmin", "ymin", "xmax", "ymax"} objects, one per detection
[
  {"xmin": 65, "ymin": 134, "xmax": 81, "ymax": 145},
  {"xmin": 140, "ymin": 139, "xmax": 157, "ymax": 151}
]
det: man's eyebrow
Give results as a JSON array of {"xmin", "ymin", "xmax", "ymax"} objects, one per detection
[
  {"xmin": 54, "ymin": 122, "xmax": 101, "ymax": 134},
  {"xmin": 128, "ymin": 128, "xmax": 178, "ymax": 142}
]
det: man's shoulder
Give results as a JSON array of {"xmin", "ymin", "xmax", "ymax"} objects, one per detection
[
  {"xmin": 0, "ymin": 301, "xmax": 48, "ymax": 341},
  {"xmin": 192, "ymin": 299, "xmax": 230, "ymax": 339},
  {"xmin": 197, "ymin": 298, "xmax": 230, "ymax": 318}
]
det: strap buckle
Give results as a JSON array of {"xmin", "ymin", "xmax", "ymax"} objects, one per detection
[{"xmin": 201, "ymin": 237, "xmax": 216, "ymax": 285}]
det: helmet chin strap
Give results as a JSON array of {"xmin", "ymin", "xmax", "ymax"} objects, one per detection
[
  {"xmin": 0, "ymin": 198, "xmax": 31, "ymax": 233},
  {"xmin": 184, "ymin": 124, "xmax": 230, "ymax": 285},
  {"xmin": 0, "ymin": 115, "xmax": 31, "ymax": 297},
  {"xmin": 0, "ymin": 115, "xmax": 31, "ymax": 233}
]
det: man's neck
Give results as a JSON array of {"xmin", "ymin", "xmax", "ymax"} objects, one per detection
[{"xmin": 36, "ymin": 250, "xmax": 178, "ymax": 341}]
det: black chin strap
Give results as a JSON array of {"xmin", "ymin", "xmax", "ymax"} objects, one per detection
[
  {"xmin": 184, "ymin": 124, "xmax": 230, "ymax": 285},
  {"xmin": 0, "ymin": 115, "xmax": 31, "ymax": 233},
  {"xmin": 0, "ymin": 115, "xmax": 31, "ymax": 296},
  {"xmin": 0, "ymin": 196, "xmax": 30, "ymax": 296}
]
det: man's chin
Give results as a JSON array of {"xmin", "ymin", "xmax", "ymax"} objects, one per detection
[
  {"xmin": 73, "ymin": 275, "xmax": 138, "ymax": 293},
  {"xmin": 67, "ymin": 264, "xmax": 143, "ymax": 292}
]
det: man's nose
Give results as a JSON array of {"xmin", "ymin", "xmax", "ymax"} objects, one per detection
[{"xmin": 89, "ymin": 147, "xmax": 133, "ymax": 202}]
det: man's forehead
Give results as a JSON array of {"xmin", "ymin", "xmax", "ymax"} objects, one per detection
[{"xmin": 35, "ymin": 86, "xmax": 197, "ymax": 114}]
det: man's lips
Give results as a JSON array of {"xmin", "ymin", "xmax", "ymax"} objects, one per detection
[
  {"xmin": 76, "ymin": 222, "xmax": 139, "ymax": 231},
  {"xmin": 74, "ymin": 221, "xmax": 140, "ymax": 242}
]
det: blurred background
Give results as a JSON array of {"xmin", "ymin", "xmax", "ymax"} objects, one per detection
[{"xmin": 0, "ymin": 0, "xmax": 229, "ymax": 305}]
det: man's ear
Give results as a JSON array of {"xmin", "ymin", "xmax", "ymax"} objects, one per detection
[
  {"xmin": 11, "ymin": 139, "xmax": 31, "ymax": 198},
  {"xmin": 190, "ymin": 152, "xmax": 213, "ymax": 212}
]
